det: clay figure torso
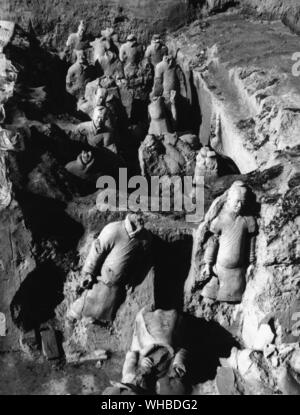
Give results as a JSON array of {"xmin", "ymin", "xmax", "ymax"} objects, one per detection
[
  {"xmin": 66, "ymin": 62, "xmax": 94, "ymax": 99},
  {"xmin": 154, "ymin": 60, "xmax": 179, "ymax": 99},
  {"xmin": 145, "ymin": 43, "xmax": 168, "ymax": 67},
  {"xmin": 73, "ymin": 117, "xmax": 117, "ymax": 153},
  {"xmin": 203, "ymin": 210, "xmax": 256, "ymax": 302},
  {"xmin": 120, "ymin": 42, "xmax": 144, "ymax": 65},
  {"xmin": 148, "ymin": 97, "xmax": 171, "ymax": 136}
]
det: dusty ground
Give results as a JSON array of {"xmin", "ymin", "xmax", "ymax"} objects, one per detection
[{"xmin": 0, "ymin": 351, "xmax": 124, "ymax": 395}]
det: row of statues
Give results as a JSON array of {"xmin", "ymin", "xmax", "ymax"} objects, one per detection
[
  {"xmin": 60, "ymin": 21, "xmax": 201, "ymax": 185},
  {"xmin": 59, "ymin": 22, "xmax": 259, "ymax": 395}
]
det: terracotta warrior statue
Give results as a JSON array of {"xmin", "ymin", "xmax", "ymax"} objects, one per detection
[
  {"xmin": 145, "ymin": 34, "xmax": 168, "ymax": 68},
  {"xmin": 153, "ymin": 55, "xmax": 180, "ymax": 100},
  {"xmin": 98, "ymin": 49, "xmax": 124, "ymax": 79},
  {"xmin": 148, "ymin": 94, "xmax": 176, "ymax": 136},
  {"xmin": 63, "ymin": 20, "xmax": 90, "ymax": 64},
  {"xmin": 103, "ymin": 307, "xmax": 190, "ymax": 395},
  {"xmin": 66, "ymin": 214, "xmax": 152, "ymax": 325},
  {"xmin": 71, "ymin": 105, "xmax": 118, "ymax": 153},
  {"xmin": 119, "ymin": 34, "xmax": 144, "ymax": 66},
  {"xmin": 66, "ymin": 49, "xmax": 95, "ymax": 100},
  {"xmin": 77, "ymin": 83, "xmax": 108, "ymax": 117},
  {"xmin": 200, "ymin": 181, "xmax": 257, "ymax": 303},
  {"xmin": 65, "ymin": 150, "xmax": 97, "ymax": 181}
]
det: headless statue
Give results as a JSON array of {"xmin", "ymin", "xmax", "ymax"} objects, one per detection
[
  {"xmin": 103, "ymin": 306, "xmax": 189, "ymax": 395},
  {"xmin": 148, "ymin": 95, "xmax": 174, "ymax": 136},
  {"xmin": 98, "ymin": 50, "xmax": 124, "ymax": 79},
  {"xmin": 119, "ymin": 34, "xmax": 144, "ymax": 66},
  {"xmin": 194, "ymin": 146, "xmax": 218, "ymax": 184}
]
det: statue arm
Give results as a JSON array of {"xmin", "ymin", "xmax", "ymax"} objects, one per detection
[
  {"xmin": 172, "ymin": 348, "xmax": 188, "ymax": 377},
  {"xmin": 66, "ymin": 68, "xmax": 76, "ymax": 90},
  {"xmin": 138, "ymin": 144, "xmax": 146, "ymax": 176},
  {"xmin": 66, "ymin": 34, "xmax": 75, "ymax": 47},
  {"xmin": 204, "ymin": 234, "xmax": 219, "ymax": 265},
  {"xmin": 82, "ymin": 227, "xmax": 114, "ymax": 277},
  {"xmin": 119, "ymin": 45, "xmax": 126, "ymax": 62},
  {"xmin": 144, "ymin": 45, "xmax": 152, "ymax": 59},
  {"xmin": 122, "ymin": 351, "xmax": 139, "ymax": 384},
  {"xmin": 169, "ymin": 90, "xmax": 178, "ymax": 126}
]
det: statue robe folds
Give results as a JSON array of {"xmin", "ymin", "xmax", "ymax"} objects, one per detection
[
  {"xmin": 119, "ymin": 307, "xmax": 189, "ymax": 395},
  {"xmin": 69, "ymin": 218, "xmax": 152, "ymax": 322},
  {"xmin": 202, "ymin": 214, "xmax": 257, "ymax": 303}
]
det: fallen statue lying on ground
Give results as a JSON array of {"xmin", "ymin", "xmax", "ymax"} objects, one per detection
[
  {"xmin": 66, "ymin": 214, "xmax": 152, "ymax": 325},
  {"xmin": 103, "ymin": 306, "xmax": 190, "ymax": 395}
]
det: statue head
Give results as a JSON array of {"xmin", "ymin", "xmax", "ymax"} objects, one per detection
[
  {"xmin": 92, "ymin": 105, "xmax": 107, "ymax": 129},
  {"xmin": 152, "ymin": 34, "xmax": 161, "ymax": 45},
  {"xmin": 163, "ymin": 54, "xmax": 175, "ymax": 67},
  {"xmin": 101, "ymin": 28, "xmax": 115, "ymax": 40},
  {"xmin": 80, "ymin": 150, "xmax": 93, "ymax": 165},
  {"xmin": 77, "ymin": 20, "xmax": 86, "ymax": 39},
  {"xmin": 75, "ymin": 49, "xmax": 88, "ymax": 64},
  {"xmin": 226, "ymin": 181, "xmax": 248, "ymax": 215},
  {"xmin": 126, "ymin": 212, "xmax": 145, "ymax": 232},
  {"xmin": 127, "ymin": 34, "xmax": 137, "ymax": 44},
  {"xmin": 95, "ymin": 86, "xmax": 108, "ymax": 106}
]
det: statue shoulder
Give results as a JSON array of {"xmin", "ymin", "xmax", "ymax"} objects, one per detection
[
  {"xmin": 210, "ymin": 216, "xmax": 223, "ymax": 234},
  {"xmin": 66, "ymin": 33, "xmax": 77, "ymax": 47}
]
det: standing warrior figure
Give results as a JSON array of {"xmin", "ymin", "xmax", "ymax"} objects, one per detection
[
  {"xmin": 63, "ymin": 20, "xmax": 90, "ymax": 64},
  {"xmin": 144, "ymin": 34, "xmax": 168, "ymax": 68},
  {"xmin": 103, "ymin": 307, "xmax": 190, "ymax": 395},
  {"xmin": 200, "ymin": 181, "xmax": 257, "ymax": 303},
  {"xmin": 67, "ymin": 214, "xmax": 152, "ymax": 325},
  {"xmin": 153, "ymin": 55, "xmax": 180, "ymax": 99},
  {"xmin": 119, "ymin": 34, "xmax": 144, "ymax": 66},
  {"xmin": 98, "ymin": 49, "xmax": 124, "ymax": 79},
  {"xmin": 65, "ymin": 49, "xmax": 95, "ymax": 100},
  {"xmin": 72, "ymin": 105, "xmax": 118, "ymax": 153}
]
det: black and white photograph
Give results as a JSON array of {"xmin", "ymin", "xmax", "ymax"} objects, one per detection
[{"xmin": 0, "ymin": 0, "xmax": 299, "ymax": 399}]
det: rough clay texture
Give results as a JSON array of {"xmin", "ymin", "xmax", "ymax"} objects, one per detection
[
  {"xmin": 168, "ymin": 13, "xmax": 300, "ymax": 173},
  {"xmin": 172, "ymin": 12, "xmax": 300, "ymax": 392},
  {"xmin": 0, "ymin": 3, "xmax": 299, "ymax": 396}
]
